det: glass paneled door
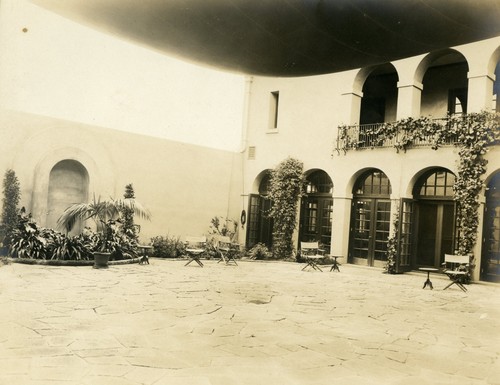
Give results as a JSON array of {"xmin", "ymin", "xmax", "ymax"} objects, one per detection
[
  {"xmin": 246, "ymin": 172, "xmax": 273, "ymax": 249},
  {"xmin": 413, "ymin": 169, "xmax": 456, "ymax": 269},
  {"xmin": 415, "ymin": 202, "xmax": 455, "ymax": 267},
  {"xmin": 246, "ymin": 194, "xmax": 273, "ymax": 248},
  {"xmin": 481, "ymin": 172, "xmax": 500, "ymax": 282},
  {"xmin": 351, "ymin": 199, "xmax": 391, "ymax": 267},
  {"xmin": 300, "ymin": 170, "xmax": 333, "ymax": 250},
  {"xmin": 394, "ymin": 199, "xmax": 414, "ymax": 273},
  {"xmin": 349, "ymin": 169, "xmax": 392, "ymax": 267},
  {"xmin": 300, "ymin": 198, "xmax": 333, "ymax": 249}
]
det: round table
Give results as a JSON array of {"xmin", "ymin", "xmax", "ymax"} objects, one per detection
[{"xmin": 419, "ymin": 267, "xmax": 439, "ymax": 289}]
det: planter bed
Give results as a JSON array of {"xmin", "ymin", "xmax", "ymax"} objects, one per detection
[{"xmin": 3, "ymin": 257, "xmax": 142, "ymax": 266}]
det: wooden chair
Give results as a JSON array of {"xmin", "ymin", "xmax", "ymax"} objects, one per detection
[
  {"xmin": 300, "ymin": 242, "xmax": 325, "ymax": 272},
  {"xmin": 442, "ymin": 254, "xmax": 470, "ymax": 292},
  {"xmin": 215, "ymin": 235, "xmax": 238, "ymax": 266},
  {"xmin": 184, "ymin": 236, "xmax": 206, "ymax": 267}
]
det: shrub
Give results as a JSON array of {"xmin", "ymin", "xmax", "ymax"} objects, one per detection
[
  {"xmin": 151, "ymin": 234, "xmax": 186, "ymax": 258},
  {"xmin": 248, "ymin": 243, "xmax": 273, "ymax": 260},
  {"xmin": 45, "ymin": 231, "xmax": 93, "ymax": 261},
  {"xmin": 9, "ymin": 209, "xmax": 52, "ymax": 259},
  {"xmin": 208, "ymin": 216, "xmax": 237, "ymax": 238},
  {"xmin": 8, "ymin": 211, "xmax": 134, "ymax": 261}
]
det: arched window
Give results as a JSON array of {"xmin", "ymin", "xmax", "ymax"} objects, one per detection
[
  {"xmin": 354, "ymin": 170, "xmax": 392, "ymax": 196},
  {"xmin": 259, "ymin": 173, "xmax": 271, "ymax": 195},
  {"xmin": 414, "ymin": 169, "xmax": 455, "ymax": 198},
  {"xmin": 305, "ymin": 170, "xmax": 333, "ymax": 194}
]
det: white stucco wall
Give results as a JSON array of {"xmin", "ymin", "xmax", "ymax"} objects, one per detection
[{"xmin": 0, "ymin": 108, "xmax": 243, "ymax": 243}]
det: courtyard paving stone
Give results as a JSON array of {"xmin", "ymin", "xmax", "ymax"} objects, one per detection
[{"xmin": 0, "ymin": 258, "xmax": 498, "ymax": 384}]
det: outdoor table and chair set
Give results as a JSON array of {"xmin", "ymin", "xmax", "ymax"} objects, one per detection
[
  {"xmin": 170, "ymin": 236, "xmax": 470, "ymax": 291},
  {"xmin": 300, "ymin": 242, "xmax": 341, "ymax": 273},
  {"xmin": 183, "ymin": 237, "xmax": 341, "ymax": 272},
  {"xmin": 419, "ymin": 254, "xmax": 471, "ymax": 292}
]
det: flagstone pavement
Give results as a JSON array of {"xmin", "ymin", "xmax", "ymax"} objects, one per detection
[{"xmin": 0, "ymin": 258, "xmax": 498, "ymax": 385}]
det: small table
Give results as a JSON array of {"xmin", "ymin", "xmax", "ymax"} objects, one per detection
[
  {"xmin": 329, "ymin": 255, "xmax": 341, "ymax": 272},
  {"xmin": 419, "ymin": 267, "xmax": 439, "ymax": 289},
  {"xmin": 138, "ymin": 245, "xmax": 153, "ymax": 255},
  {"xmin": 138, "ymin": 245, "xmax": 153, "ymax": 264}
]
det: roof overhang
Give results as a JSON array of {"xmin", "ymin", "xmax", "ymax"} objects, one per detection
[{"xmin": 31, "ymin": 0, "xmax": 500, "ymax": 76}]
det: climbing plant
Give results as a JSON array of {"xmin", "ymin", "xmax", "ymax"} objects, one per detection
[
  {"xmin": 338, "ymin": 111, "xmax": 500, "ymax": 258},
  {"xmin": 0, "ymin": 169, "xmax": 21, "ymax": 251},
  {"xmin": 453, "ymin": 112, "xmax": 499, "ymax": 255},
  {"xmin": 268, "ymin": 157, "xmax": 305, "ymax": 259},
  {"xmin": 385, "ymin": 207, "xmax": 399, "ymax": 274}
]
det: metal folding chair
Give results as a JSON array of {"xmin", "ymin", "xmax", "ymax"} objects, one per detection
[
  {"xmin": 300, "ymin": 242, "xmax": 325, "ymax": 272},
  {"xmin": 215, "ymin": 235, "xmax": 238, "ymax": 265},
  {"xmin": 184, "ymin": 236, "xmax": 206, "ymax": 267},
  {"xmin": 442, "ymin": 254, "xmax": 470, "ymax": 292}
]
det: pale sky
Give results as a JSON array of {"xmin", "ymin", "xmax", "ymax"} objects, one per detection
[{"xmin": 0, "ymin": 0, "xmax": 246, "ymax": 151}]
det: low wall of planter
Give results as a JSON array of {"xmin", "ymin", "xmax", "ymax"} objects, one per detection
[{"xmin": 2, "ymin": 257, "xmax": 142, "ymax": 266}]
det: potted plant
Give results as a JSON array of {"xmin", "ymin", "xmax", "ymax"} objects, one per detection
[{"xmin": 57, "ymin": 195, "xmax": 151, "ymax": 268}]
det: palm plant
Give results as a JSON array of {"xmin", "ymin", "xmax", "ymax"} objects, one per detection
[{"xmin": 57, "ymin": 195, "xmax": 151, "ymax": 254}]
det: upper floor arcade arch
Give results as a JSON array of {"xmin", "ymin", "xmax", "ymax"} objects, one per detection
[
  {"xmin": 339, "ymin": 39, "xmax": 500, "ymax": 125},
  {"xmin": 418, "ymin": 49, "xmax": 469, "ymax": 116}
]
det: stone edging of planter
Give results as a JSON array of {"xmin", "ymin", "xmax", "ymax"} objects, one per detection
[{"xmin": 2, "ymin": 257, "xmax": 142, "ymax": 266}]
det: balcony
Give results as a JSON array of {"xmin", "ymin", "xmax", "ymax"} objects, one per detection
[{"xmin": 336, "ymin": 117, "xmax": 461, "ymax": 154}]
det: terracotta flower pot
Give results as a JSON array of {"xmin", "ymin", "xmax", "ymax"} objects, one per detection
[{"xmin": 93, "ymin": 252, "xmax": 111, "ymax": 269}]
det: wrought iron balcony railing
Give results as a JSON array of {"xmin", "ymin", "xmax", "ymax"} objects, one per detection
[{"xmin": 336, "ymin": 117, "xmax": 458, "ymax": 154}]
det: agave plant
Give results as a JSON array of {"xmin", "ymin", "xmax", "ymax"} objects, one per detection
[{"xmin": 57, "ymin": 195, "xmax": 151, "ymax": 254}]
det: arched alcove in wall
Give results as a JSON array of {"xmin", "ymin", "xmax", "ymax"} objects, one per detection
[{"xmin": 46, "ymin": 160, "xmax": 89, "ymax": 234}]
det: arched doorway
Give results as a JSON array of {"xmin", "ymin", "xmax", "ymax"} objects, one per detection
[
  {"xmin": 46, "ymin": 160, "xmax": 89, "ymax": 234},
  {"xmin": 349, "ymin": 169, "xmax": 392, "ymax": 267},
  {"xmin": 246, "ymin": 173, "xmax": 273, "ymax": 248},
  {"xmin": 413, "ymin": 168, "xmax": 456, "ymax": 268},
  {"xmin": 481, "ymin": 172, "xmax": 500, "ymax": 283},
  {"xmin": 299, "ymin": 170, "xmax": 333, "ymax": 249}
]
